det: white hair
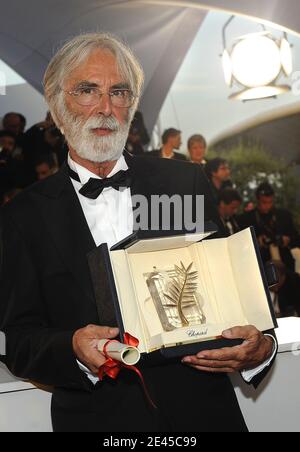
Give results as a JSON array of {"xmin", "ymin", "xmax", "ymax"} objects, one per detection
[{"xmin": 43, "ymin": 32, "xmax": 144, "ymax": 128}]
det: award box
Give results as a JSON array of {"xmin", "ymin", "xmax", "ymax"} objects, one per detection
[{"xmin": 88, "ymin": 225, "xmax": 277, "ymax": 359}]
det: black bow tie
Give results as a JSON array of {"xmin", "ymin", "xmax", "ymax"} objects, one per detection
[{"xmin": 68, "ymin": 165, "xmax": 132, "ymax": 199}]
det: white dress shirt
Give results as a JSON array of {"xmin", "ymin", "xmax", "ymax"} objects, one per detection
[
  {"xmin": 68, "ymin": 154, "xmax": 276, "ymax": 385},
  {"xmin": 68, "ymin": 153, "xmax": 133, "ymax": 248}
]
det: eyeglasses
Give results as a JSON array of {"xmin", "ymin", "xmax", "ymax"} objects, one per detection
[{"xmin": 66, "ymin": 86, "xmax": 136, "ymax": 108}]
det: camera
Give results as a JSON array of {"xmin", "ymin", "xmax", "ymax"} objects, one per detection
[{"xmin": 264, "ymin": 262, "xmax": 279, "ymax": 288}]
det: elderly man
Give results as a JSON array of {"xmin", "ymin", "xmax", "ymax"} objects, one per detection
[{"xmin": 0, "ymin": 33, "xmax": 275, "ymax": 433}]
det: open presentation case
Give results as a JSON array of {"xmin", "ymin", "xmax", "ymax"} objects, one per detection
[{"xmin": 88, "ymin": 225, "xmax": 277, "ymax": 359}]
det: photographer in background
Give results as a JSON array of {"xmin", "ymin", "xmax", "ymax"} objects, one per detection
[
  {"xmin": 205, "ymin": 158, "xmax": 232, "ymax": 201},
  {"xmin": 34, "ymin": 153, "xmax": 59, "ymax": 181},
  {"xmin": 239, "ymin": 183, "xmax": 300, "ymax": 272},
  {"xmin": 23, "ymin": 112, "xmax": 66, "ymax": 182},
  {"xmin": 0, "ymin": 130, "xmax": 16, "ymax": 163},
  {"xmin": 1, "ymin": 112, "xmax": 26, "ymax": 158},
  {"xmin": 0, "ymin": 131, "xmax": 27, "ymax": 204},
  {"xmin": 218, "ymin": 188, "xmax": 242, "ymax": 236}
]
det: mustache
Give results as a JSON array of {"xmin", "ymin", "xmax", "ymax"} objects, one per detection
[
  {"xmin": 84, "ymin": 115, "xmax": 121, "ymax": 131},
  {"xmin": 68, "ymin": 112, "xmax": 122, "ymax": 132}
]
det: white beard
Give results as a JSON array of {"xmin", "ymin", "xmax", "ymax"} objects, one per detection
[{"xmin": 62, "ymin": 107, "xmax": 131, "ymax": 163}]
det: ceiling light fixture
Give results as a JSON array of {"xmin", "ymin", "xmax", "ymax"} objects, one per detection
[{"xmin": 222, "ymin": 16, "xmax": 293, "ymax": 101}]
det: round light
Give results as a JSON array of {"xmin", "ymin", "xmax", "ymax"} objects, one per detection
[
  {"xmin": 233, "ymin": 31, "xmax": 269, "ymax": 42},
  {"xmin": 229, "ymin": 85, "xmax": 291, "ymax": 101},
  {"xmin": 280, "ymin": 38, "xmax": 293, "ymax": 76},
  {"xmin": 231, "ymin": 35, "xmax": 281, "ymax": 88},
  {"xmin": 222, "ymin": 50, "xmax": 232, "ymax": 86}
]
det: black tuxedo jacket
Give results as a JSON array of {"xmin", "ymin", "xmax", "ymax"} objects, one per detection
[{"xmin": 0, "ymin": 153, "xmax": 271, "ymax": 432}]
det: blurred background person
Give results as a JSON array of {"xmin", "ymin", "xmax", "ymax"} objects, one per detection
[
  {"xmin": 0, "ymin": 130, "xmax": 16, "ymax": 161},
  {"xmin": 238, "ymin": 182, "xmax": 300, "ymax": 272},
  {"xmin": 244, "ymin": 201, "xmax": 256, "ymax": 213},
  {"xmin": 148, "ymin": 128, "xmax": 187, "ymax": 161},
  {"xmin": 23, "ymin": 112, "xmax": 66, "ymax": 183},
  {"xmin": 1, "ymin": 112, "xmax": 26, "ymax": 136},
  {"xmin": 0, "ymin": 130, "xmax": 27, "ymax": 204},
  {"xmin": 126, "ymin": 111, "xmax": 149, "ymax": 155},
  {"xmin": 34, "ymin": 153, "xmax": 59, "ymax": 181},
  {"xmin": 205, "ymin": 157, "xmax": 232, "ymax": 199},
  {"xmin": 188, "ymin": 134, "xmax": 207, "ymax": 165},
  {"xmin": 1, "ymin": 112, "xmax": 26, "ymax": 159},
  {"xmin": 270, "ymin": 261, "xmax": 300, "ymax": 318},
  {"xmin": 1, "ymin": 188, "xmax": 22, "ymax": 206},
  {"xmin": 218, "ymin": 188, "xmax": 243, "ymax": 236}
]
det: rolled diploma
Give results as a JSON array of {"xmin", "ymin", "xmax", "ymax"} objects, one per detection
[{"xmin": 97, "ymin": 339, "xmax": 141, "ymax": 366}]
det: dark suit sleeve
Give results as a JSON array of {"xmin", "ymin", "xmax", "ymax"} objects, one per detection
[
  {"xmin": 0, "ymin": 211, "xmax": 92, "ymax": 391},
  {"xmin": 248, "ymin": 329, "xmax": 278, "ymax": 389}
]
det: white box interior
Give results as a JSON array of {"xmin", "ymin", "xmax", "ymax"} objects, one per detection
[{"xmin": 109, "ymin": 228, "xmax": 275, "ymax": 353}]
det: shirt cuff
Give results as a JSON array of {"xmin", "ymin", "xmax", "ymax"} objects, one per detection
[
  {"xmin": 76, "ymin": 359, "xmax": 99, "ymax": 385},
  {"xmin": 241, "ymin": 334, "xmax": 277, "ymax": 383},
  {"xmin": 77, "ymin": 335, "xmax": 277, "ymax": 385}
]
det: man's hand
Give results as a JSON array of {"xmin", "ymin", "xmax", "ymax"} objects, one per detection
[
  {"xmin": 182, "ymin": 326, "xmax": 274, "ymax": 374},
  {"xmin": 72, "ymin": 324, "xmax": 119, "ymax": 374}
]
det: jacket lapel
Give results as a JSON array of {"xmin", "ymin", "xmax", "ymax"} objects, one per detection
[
  {"xmin": 34, "ymin": 155, "xmax": 157, "ymax": 324},
  {"xmin": 124, "ymin": 151, "xmax": 165, "ymax": 233},
  {"xmin": 35, "ymin": 164, "xmax": 97, "ymax": 306},
  {"xmin": 124, "ymin": 151, "xmax": 181, "ymax": 236},
  {"xmin": 125, "ymin": 150, "xmax": 164, "ymax": 196},
  {"xmin": 34, "ymin": 153, "xmax": 170, "ymax": 324}
]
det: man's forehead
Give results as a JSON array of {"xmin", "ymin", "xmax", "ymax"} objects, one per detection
[
  {"xmin": 6, "ymin": 115, "xmax": 20, "ymax": 123},
  {"xmin": 192, "ymin": 142, "xmax": 205, "ymax": 148},
  {"xmin": 70, "ymin": 80, "xmax": 130, "ymax": 90},
  {"xmin": 65, "ymin": 49, "xmax": 125, "ymax": 87}
]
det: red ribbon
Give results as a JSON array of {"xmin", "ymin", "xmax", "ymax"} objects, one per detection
[{"xmin": 98, "ymin": 332, "xmax": 157, "ymax": 409}]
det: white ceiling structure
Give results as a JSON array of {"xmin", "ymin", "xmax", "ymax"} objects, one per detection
[
  {"xmin": 211, "ymin": 105, "xmax": 300, "ymax": 163},
  {"xmin": 1, "ymin": 0, "xmax": 300, "ymax": 132}
]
